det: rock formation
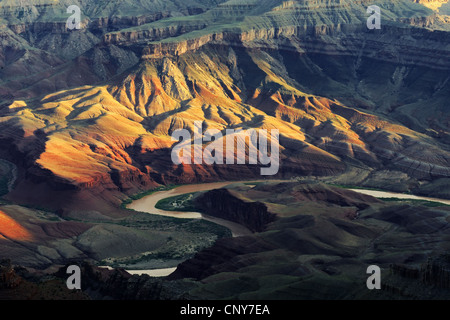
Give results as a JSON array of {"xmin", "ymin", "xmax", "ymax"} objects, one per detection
[{"xmin": 0, "ymin": 1, "xmax": 449, "ymax": 211}]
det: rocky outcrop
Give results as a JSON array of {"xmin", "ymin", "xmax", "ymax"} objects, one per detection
[
  {"xmin": 138, "ymin": 24, "xmax": 450, "ymax": 70},
  {"xmin": 168, "ymin": 236, "xmax": 278, "ymax": 281},
  {"xmin": 412, "ymin": 0, "xmax": 449, "ymax": 10},
  {"xmin": 379, "ymin": 256, "xmax": 450, "ymax": 298},
  {"xmin": 0, "ymin": 259, "xmax": 21, "ymax": 289},
  {"xmin": 0, "ymin": 259, "xmax": 193, "ymax": 300},
  {"xmin": 52, "ymin": 262, "xmax": 195, "ymax": 300},
  {"xmin": 195, "ymin": 189, "xmax": 277, "ymax": 232},
  {"xmin": 103, "ymin": 23, "xmax": 208, "ymax": 45}
]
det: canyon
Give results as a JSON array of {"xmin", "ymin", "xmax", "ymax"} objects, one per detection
[
  {"xmin": 3, "ymin": 181, "xmax": 450, "ymax": 299},
  {"xmin": 0, "ymin": 1, "xmax": 449, "ymax": 212},
  {"xmin": 0, "ymin": 0, "xmax": 449, "ymax": 300}
]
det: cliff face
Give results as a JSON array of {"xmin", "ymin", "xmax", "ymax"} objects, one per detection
[
  {"xmin": 103, "ymin": 1, "xmax": 450, "ymax": 71},
  {"xmin": 195, "ymin": 189, "xmax": 277, "ymax": 232},
  {"xmin": 0, "ymin": 259, "xmax": 88, "ymax": 299},
  {"xmin": 119, "ymin": 25, "xmax": 450, "ymax": 71}
]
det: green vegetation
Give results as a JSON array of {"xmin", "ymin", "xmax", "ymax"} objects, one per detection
[
  {"xmin": 328, "ymin": 183, "xmax": 385, "ymax": 192},
  {"xmin": 17, "ymin": 203, "xmax": 58, "ymax": 214},
  {"xmin": 155, "ymin": 193, "xmax": 198, "ymax": 212},
  {"xmin": 120, "ymin": 184, "xmax": 181, "ymax": 209},
  {"xmin": 110, "ymin": 187, "xmax": 233, "ymax": 269},
  {"xmin": 380, "ymin": 198, "xmax": 450, "ymax": 207},
  {"xmin": 182, "ymin": 220, "xmax": 231, "ymax": 239},
  {"xmin": 98, "ymin": 218, "xmax": 231, "ymax": 268}
]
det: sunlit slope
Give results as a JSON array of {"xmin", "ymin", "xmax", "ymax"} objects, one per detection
[
  {"xmin": 1, "ymin": 0, "xmax": 448, "ymax": 123},
  {"xmin": 0, "ymin": 0, "xmax": 448, "ymax": 208},
  {"xmin": 414, "ymin": 0, "xmax": 449, "ymax": 11},
  {"xmin": 0, "ymin": 210, "xmax": 33, "ymax": 241},
  {"xmin": 1, "ymin": 44, "xmax": 449, "ymax": 198}
]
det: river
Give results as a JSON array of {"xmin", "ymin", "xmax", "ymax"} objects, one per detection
[
  {"xmin": 349, "ymin": 189, "xmax": 450, "ymax": 206},
  {"xmin": 127, "ymin": 181, "xmax": 280, "ymax": 237},
  {"xmin": 125, "ymin": 181, "xmax": 450, "ymax": 277},
  {"xmin": 99, "ymin": 266, "xmax": 177, "ymax": 277}
]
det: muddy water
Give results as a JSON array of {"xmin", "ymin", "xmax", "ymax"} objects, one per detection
[
  {"xmin": 127, "ymin": 182, "xmax": 238, "ymax": 219},
  {"xmin": 99, "ymin": 266, "xmax": 177, "ymax": 277},
  {"xmin": 129, "ymin": 182, "xmax": 450, "ymax": 237},
  {"xmin": 126, "ymin": 267, "xmax": 177, "ymax": 277},
  {"xmin": 125, "ymin": 181, "xmax": 450, "ymax": 277},
  {"xmin": 349, "ymin": 189, "xmax": 450, "ymax": 206},
  {"xmin": 127, "ymin": 181, "xmax": 279, "ymax": 237}
]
